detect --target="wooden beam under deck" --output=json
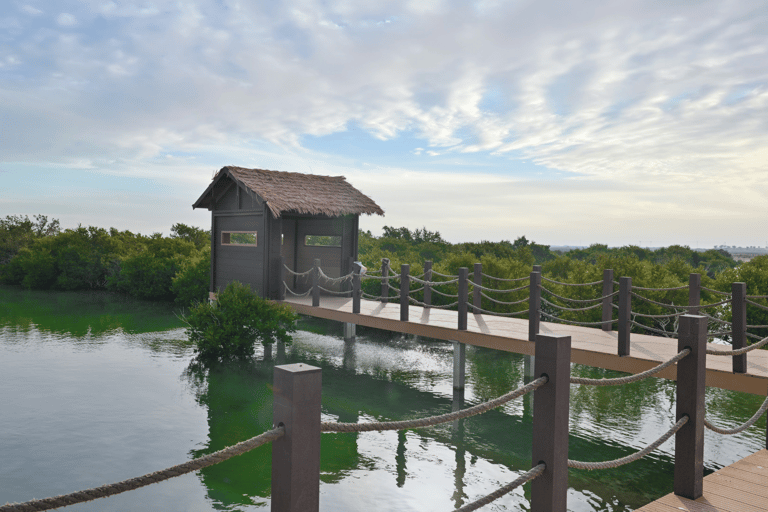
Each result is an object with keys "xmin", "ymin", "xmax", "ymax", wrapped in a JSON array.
[{"xmin": 281, "ymin": 296, "xmax": 768, "ymax": 396}]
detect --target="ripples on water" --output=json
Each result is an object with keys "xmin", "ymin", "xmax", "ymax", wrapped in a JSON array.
[{"xmin": 1, "ymin": 287, "xmax": 765, "ymax": 511}]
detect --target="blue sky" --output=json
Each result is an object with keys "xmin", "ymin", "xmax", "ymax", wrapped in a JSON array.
[{"xmin": 1, "ymin": 0, "xmax": 767, "ymax": 247}]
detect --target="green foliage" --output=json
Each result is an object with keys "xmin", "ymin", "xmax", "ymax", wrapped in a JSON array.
[
  {"xmin": 0, "ymin": 215, "xmax": 60, "ymax": 271},
  {"xmin": 183, "ymin": 281, "xmax": 298, "ymax": 360},
  {"xmin": 170, "ymin": 223, "xmax": 210, "ymax": 250},
  {"xmin": 172, "ymin": 250, "xmax": 212, "ymax": 306}
]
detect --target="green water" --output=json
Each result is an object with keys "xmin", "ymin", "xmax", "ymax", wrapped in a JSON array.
[{"xmin": 1, "ymin": 285, "xmax": 766, "ymax": 511}]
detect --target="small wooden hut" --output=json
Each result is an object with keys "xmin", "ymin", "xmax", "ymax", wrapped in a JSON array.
[{"xmin": 192, "ymin": 166, "xmax": 384, "ymax": 299}]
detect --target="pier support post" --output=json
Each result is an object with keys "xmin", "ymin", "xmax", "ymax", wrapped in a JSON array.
[
  {"xmin": 524, "ymin": 354, "xmax": 535, "ymax": 382},
  {"xmin": 272, "ymin": 363, "xmax": 322, "ymax": 512},
  {"xmin": 458, "ymin": 268, "xmax": 468, "ymax": 331},
  {"xmin": 343, "ymin": 322, "xmax": 356, "ymax": 340},
  {"xmin": 311, "ymin": 259, "xmax": 320, "ymax": 307},
  {"xmin": 602, "ymin": 269, "xmax": 614, "ymax": 331},
  {"xmin": 352, "ymin": 263, "xmax": 361, "ymax": 314},
  {"xmin": 400, "ymin": 264, "xmax": 410, "ymax": 322},
  {"xmin": 531, "ymin": 334, "xmax": 571, "ymax": 512},
  {"xmin": 529, "ymin": 270, "xmax": 541, "ymax": 341},
  {"xmin": 674, "ymin": 315, "xmax": 706, "ymax": 500},
  {"xmin": 618, "ymin": 277, "xmax": 632, "ymax": 356},
  {"xmin": 380, "ymin": 258, "xmax": 390, "ymax": 303},
  {"xmin": 473, "ymin": 263, "xmax": 482, "ymax": 312},
  {"xmin": 688, "ymin": 273, "xmax": 701, "ymax": 315},
  {"xmin": 453, "ymin": 341, "xmax": 466, "ymax": 391},
  {"xmin": 732, "ymin": 282, "xmax": 747, "ymax": 373},
  {"xmin": 423, "ymin": 261, "xmax": 432, "ymax": 307}
]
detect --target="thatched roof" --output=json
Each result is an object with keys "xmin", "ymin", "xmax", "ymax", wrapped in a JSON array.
[{"xmin": 193, "ymin": 166, "xmax": 385, "ymax": 218}]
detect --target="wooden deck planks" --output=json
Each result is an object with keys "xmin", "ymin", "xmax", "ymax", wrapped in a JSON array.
[
  {"xmin": 636, "ymin": 450, "xmax": 768, "ymax": 512},
  {"xmin": 282, "ymin": 296, "xmax": 768, "ymax": 395}
]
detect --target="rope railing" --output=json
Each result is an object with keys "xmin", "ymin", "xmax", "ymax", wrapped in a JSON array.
[
  {"xmin": 0, "ymin": 427, "xmax": 284, "ymax": 512},
  {"xmin": 541, "ymin": 311, "xmax": 614, "ymax": 327},
  {"xmin": 541, "ymin": 297, "xmax": 603, "ymax": 312},
  {"xmin": 468, "ymin": 304, "xmax": 530, "ymax": 316},
  {"xmin": 630, "ymin": 292, "xmax": 730, "ymax": 310},
  {"xmin": 473, "ymin": 282, "xmax": 529, "ymax": 294},
  {"xmin": 283, "ymin": 264, "xmax": 313, "ymax": 277},
  {"xmin": 567, "ymin": 416, "xmax": 688, "ymax": 470},
  {"xmin": 704, "ymin": 396, "xmax": 768, "ymax": 435},
  {"xmin": 630, "ymin": 310, "xmax": 685, "ymax": 319},
  {"xmin": 409, "ymin": 274, "xmax": 460, "ymax": 286},
  {"xmin": 479, "ymin": 292, "xmax": 529, "ymax": 306},
  {"xmin": 632, "ymin": 284, "xmax": 688, "ymax": 292},
  {"xmin": 706, "ymin": 335, "xmax": 768, "ymax": 355},
  {"xmin": 707, "ymin": 331, "xmax": 732, "ymax": 338},
  {"xmin": 481, "ymin": 273, "xmax": 529, "ymax": 283},
  {"xmin": 317, "ymin": 286, "xmax": 353, "ymax": 296},
  {"xmin": 432, "ymin": 288, "xmax": 460, "ymax": 298},
  {"xmin": 542, "ymin": 276, "xmax": 604, "ymax": 287},
  {"xmin": 430, "ymin": 270, "xmax": 459, "ymax": 279},
  {"xmin": 540, "ymin": 286, "xmax": 618, "ymax": 304},
  {"xmin": 702, "ymin": 286, "xmax": 732, "ymax": 296},
  {"xmin": 456, "ymin": 464, "xmax": 546, "ymax": 512},
  {"xmin": 317, "ymin": 267, "xmax": 354, "ymax": 284},
  {"xmin": 630, "ymin": 320, "xmax": 675, "ymax": 337},
  {"xmin": 697, "ymin": 311, "xmax": 732, "ymax": 325},
  {"xmin": 570, "ymin": 349, "xmax": 690, "ymax": 386},
  {"xmin": 746, "ymin": 294, "xmax": 768, "ymax": 299},
  {"xmin": 746, "ymin": 299, "xmax": 768, "ymax": 312},
  {"xmin": 321, "ymin": 377, "xmax": 547, "ymax": 433},
  {"xmin": 283, "ymin": 282, "xmax": 312, "ymax": 298}
]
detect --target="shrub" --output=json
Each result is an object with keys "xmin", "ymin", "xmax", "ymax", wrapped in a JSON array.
[
  {"xmin": 183, "ymin": 281, "xmax": 298, "ymax": 360},
  {"xmin": 171, "ymin": 250, "xmax": 211, "ymax": 306}
]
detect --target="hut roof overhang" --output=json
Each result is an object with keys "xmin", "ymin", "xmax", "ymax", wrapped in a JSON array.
[{"xmin": 192, "ymin": 166, "xmax": 385, "ymax": 218}]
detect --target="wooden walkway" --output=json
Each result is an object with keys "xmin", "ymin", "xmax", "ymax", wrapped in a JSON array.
[
  {"xmin": 636, "ymin": 449, "xmax": 768, "ymax": 511},
  {"xmin": 282, "ymin": 296, "xmax": 768, "ymax": 395}
]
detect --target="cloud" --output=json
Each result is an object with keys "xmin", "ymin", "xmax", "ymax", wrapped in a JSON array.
[{"xmin": 56, "ymin": 12, "xmax": 77, "ymax": 26}]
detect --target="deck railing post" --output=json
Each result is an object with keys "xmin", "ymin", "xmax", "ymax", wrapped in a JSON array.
[
  {"xmin": 529, "ymin": 271, "xmax": 541, "ymax": 341},
  {"xmin": 279, "ymin": 256, "xmax": 286, "ymax": 301},
  {"xmin": 473, "ymin": 263, "xmax": 482, "ymax": 312},
  {"xmin": 458, "ymin": 268, "xmax": 468, "ymax": 330},
  {"xmin": 732, "ymin": 282, "xmax": 747, "ymax": 373},
  {"xmin": 400, "ymin": 264, "xmax": 410, "ymax": 322},
  {"xmin": 352, "ymin": 263, "xmax": 361, "ymax": 314},
  {"xmin": 618, "ymin": 277, "xmax": 632, "ymax": 356},
  {"xmin": 311, "ymin": 259, "xmax": 320, "ymax": 307},
  {"xmin": 423, "ymin": 261, "xmax": 432, "ymax": 307},
  {"xmin": 380, "ymin": 258, "xmax": 390, "ymax": 303},
  {"xmin": 531, "ymin": 334, "xmax": 571, "ymax": 512},
  {"xmin": 271, "ymin": 363, "xmax": 322, "ymax": 512},
  {"xmin": 602, "ymin": 269, "xmax": 614, "ymax": 331},
  {"xmin": 688, "ymin": 273, "xmax": 701, "ymax": 315},
  {"xmin": 674, "ymin": 315, "xmax": 706, "ymax": 500}
]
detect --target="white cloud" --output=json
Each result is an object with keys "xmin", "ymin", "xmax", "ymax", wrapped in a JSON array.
[
  {"xmin": 56, "ymin": 12, "xmax": 77, "ymax": 26},
  {"xmin": 20, "ymin": 5, "xmax": 43, "ymax": 16}
]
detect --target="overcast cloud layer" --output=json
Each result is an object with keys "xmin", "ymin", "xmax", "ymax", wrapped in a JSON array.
[{"xmin": 1, "ymin": 0, "xmax": 767, "ymax": 246}]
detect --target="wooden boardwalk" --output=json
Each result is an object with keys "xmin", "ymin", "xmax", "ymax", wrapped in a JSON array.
[
  {"xmin": 282, "ymin": 296, "xmax": 768, "ymax": 395},
  {"xmin": 636, "ymin": 449, "xmax": 768, "ymax": 511}
]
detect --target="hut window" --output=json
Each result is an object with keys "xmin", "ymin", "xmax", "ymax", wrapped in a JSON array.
[
  {"xmin": 222, "ymin": 231, "xmax": 258, "ymax": 246},
  {"xmin": 304, "ymin": 235, "xmax": 341, "ymax": 247}
]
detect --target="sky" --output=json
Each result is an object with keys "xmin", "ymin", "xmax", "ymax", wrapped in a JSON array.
[{"xmin": 1, "ymin": 0, "xmax": 767, "ymax": 248}]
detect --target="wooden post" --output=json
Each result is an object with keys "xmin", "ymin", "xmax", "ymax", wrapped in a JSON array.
[
  {"xmin": 529, "ymin": 271, "xmax": 541, "ymax": 341},
  {"xmin": 473, "ymin": 263, "xmax": 482, "ymax": 312},
  {"xmin": 271, "ymin": 363, "xmax": 322, "ymax": 512},
  {"xmin": 602, "ymin": 269, "xmax": 614, "ymax": 331},
  {"xmin": 618, "ymin": 277, "xmax": 632, "ymax": 356},
  {"xmin": 531, "ymin": 334, "xmax": 571, "ymax": 512},
  {"xmin": 458, "ymin": 268, "xmax": 468, "ymax": 330},
  {"xmin": 380, "ymin": 258, "xmax": 390, "ymax": 303},
  {"xmin": 674, "ymin": 315, "xmax": 706, "ymax": 500},
  {"xmin": 311, "ymin": 259, "xmax": 320, "ymax": 307},
  {"xmin": 732, "ymin": 282, "xmax": 747, "ymax": 373},
  {"xmin": 688, "ymin": 273, "xmax": 701, "ymax": 315},
  {"xmin": 352, "ymin": 263, "xmax": 361, "ymax": 315},
  {"xmin": 279, "ymin": 256, "xmax": 286, "ymax": 301},
  {"xmin": 423, "ymin": 261, "xmax": 432, "ymax": 307},
  {"xmin": 453, "ymin": 341, "xmax": 465, "ymax": 391},
  {"xmin": 400, "ymin": 264, "xmax": 410, "ymax": 322}
]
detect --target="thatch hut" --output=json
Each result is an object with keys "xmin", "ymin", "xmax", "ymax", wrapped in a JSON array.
[{"xmin": 193, "ymin": 166, "xmax": 384, "ymax": 299}]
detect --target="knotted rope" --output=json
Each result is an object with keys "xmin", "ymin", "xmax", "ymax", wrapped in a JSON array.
[
  {"xmin": 704, "ymin": 396, "xmax": 768, "ymax": 435},
  {"xmin": 456, "ymin": 464, "xmax": 546, "ymax": 512},
  {"xmin": 706, "ymin": 334, "xmax": 768, "ymax": 355},
  {"xmin": 570, "ymin": 349, "xmax": 690, "ymax": 386}
]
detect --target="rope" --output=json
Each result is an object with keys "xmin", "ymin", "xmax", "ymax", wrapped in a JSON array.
[
  {"xmin": 632, "ymin": 285, "xmax": 688, "ymax": 291},
  {"xmin": 630, "ymin": 320, "xmax": 675, "ymax": 337},
  {"xmin": 704, "ymin": 396, "xmax": 768, "ymax": 435},
  {"xmin": 630, "ymin": 292, "xmax": 730, "ymax": 310},
  {"xmin": 747, "ymin": 324, "xmax": 768, "ymax": 329},
  {"xmin": 317, "ymin": 286, "xmax": 353, "ymax": 296},
  {"xmin": 541, "ymin": 297, "xmax": 603, "ymax": 312},
  {"xmin": 706, "ymin": 335, "xmax": 768, "ymax": 355},
  {"xmin": 541, "ymin": 286, "xmax": 618, "ymax": 304},
  {"xmin": 473, "ymin": 283, "xmax": 529, "ymax": 294},
  {"xmin": 481, "ymin": 273, "xmax": 529, "ymax": 283},
  {"xmin": 480, "ymin": 292, "xmax": 529, "ymax": 306},
  {"xmin": 283, "ymin": 283, "xmax": 312, "ymax": 298},
  {"xmin": 746, "ymin": 294, "xmax": 768, "ymax": 299},
  {"xmin": 707, "ymin": 331, "xmax": 732, "ymax": 338},
  {"xmin": 541, "ymin": 312, "xmax": 614, "ymax": 326},
  {"xmin": 746, "ymin": 299, "xmax": 768, "ymax": 312},
  {"xmin": 283, "ymin": 265, "xmax": 313, "ymax": 277},
  {"xmin": 0, "ymin": 428, "xmax": 284, "ymax": 512},
  {"xmin": 570, "ymin": 349, "xmax": 690, "ymax": 386},
  {"xmin": 321, "ymin": 377, "xmax": 547, "ymax": 433},
  {"xmin": 430, "ymin": 270, "xmax": 459, "ymax": 278},
  {"xmin": 701, "ymin": 286, "xmax": 732, "ymax": 296},
  {"xmin": 697, "ymin": 311, "xmax": 732, "ymax": 325},
  {"xmin": 432, "ymin": 288, "xmax": 459, "ymax": 298},
  {"xmin": 409, "ymin": 275, "xmax": 460, "ymax": 286},
  {"xmin": 362, "ymin": 292, "xmax": 396, "ymax": 301},
  {"xmin": 747, "ymin": 332, "xmax": 765, "ymax": 340},
  {"xmin": 630, "ymin": 310, "xmax": 685, "ymax": 319},
  {"xmin": 317, "ymin": 268, "xmax": 354, "ymax": 284},
  {"xmin": 542, "ymin": 277, "xmax": 604, "ymax": 287},
  {"xmin": 468, "ymin": 304, "xmax": 530, "ymax": 316},
  {"xmin": 362, "ymin": 274, "xmax": 393, "ymax": 281},
  {"xmin": 388, "ymin": 284, "xmax": 400, "ymax": 292},
  {"xmin": 408, "ymin": 286, "xmax": 425, "ymax": 294},
  {"xmin": 455, "ymin": 464, "xmax": 546, "ymax": 512},
  {"xmin": 568, "ymin": 416, "xmax": 688, "ymax": 470},
  {"xmin": 429, "ymin": 301, "xmax": 460, "ymax": 309}
]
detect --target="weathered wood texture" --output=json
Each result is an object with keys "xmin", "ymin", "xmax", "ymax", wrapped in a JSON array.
[
  {"xmin": 281, "ymin": 296, "xmax": 768, "ymax": 396},
  {"xmin": 636, "ymin": 449, "xmax": 768, "ymax": 511}
]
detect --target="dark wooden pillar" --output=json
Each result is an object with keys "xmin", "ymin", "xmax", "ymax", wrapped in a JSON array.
[
  {"xmin": 352, "ymin": 263, "xmax": 361, "ymax": 314},
  {"xmin": 529, "ymin": 271, "xmax": 541, "ymax": 341},
  {"xmin": 279, "ymin": 256, "xmax": 286, "ymax": 301},
  {"xmin": 423, "ymin": 261, "xmax": 432, "ymax": 307},
  {"xmin": 271, "ymin": 363, "xmax": 322, "ymax": 512},
  {"xmin": 618, "ymin": 277, "xmax": 632, "ymax": 356},
  {"xmin": 732, "ymin": 282, "xmax": 747, "ymax": 373},
  {"xmin": 458, "ymin": 267, "xmax": 468, "ymax": 330},
  {"xmin": 531, "ymin": 334, "xmax": 571, "ymax": 512},
  {"xmin": 380, "ymin": 258, "xmax": 390, "ymax": 303},
  {"xmin": 311, "ymin": 258, "xmax": 320, "ymax": 307},
  {"xmin": 400, "ymin": 264, "xmax": 410, "ymax": 322},
  {"xmin": 473, "ymin": 263, "xmax": 482, "ymax": 311},
  {"xmin": 602, "ymin": 269, "xmax": 614, "ymax": 331},
  {"xmin": 674, "ymin": 315, "xmax": 706, "ymax": 500},
  {"xmin": 688, "ymin": 273, "xmax": 701, "ymax": 315}
]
